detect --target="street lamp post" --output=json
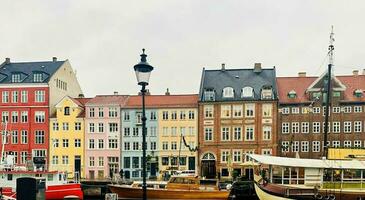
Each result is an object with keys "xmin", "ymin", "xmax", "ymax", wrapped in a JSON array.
[{"xmin": 134, "ymin": 49, "xmax": 154, "ymax": 200}]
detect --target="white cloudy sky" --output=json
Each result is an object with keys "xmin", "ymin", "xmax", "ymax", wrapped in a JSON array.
[{"xmin": 1, "ymin": 0, "xmax": 364, "ymax": 96}]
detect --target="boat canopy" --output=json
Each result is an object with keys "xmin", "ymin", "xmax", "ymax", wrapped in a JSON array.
[{"xmin": 249, "ymin": 154, "xmax": 365, "ymax": 169}]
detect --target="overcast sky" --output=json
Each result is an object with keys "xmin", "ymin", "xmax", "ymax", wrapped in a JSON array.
[{"xmin": 1, "ymin": 0, "xmax": 364, "ymax": 97}]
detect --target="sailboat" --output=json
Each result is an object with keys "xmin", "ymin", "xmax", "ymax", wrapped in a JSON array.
[{"xmin": 250, "ymin": 27, "xmax": 365, "ymax": 200}]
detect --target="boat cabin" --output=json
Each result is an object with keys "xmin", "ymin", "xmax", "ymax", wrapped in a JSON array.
[
  {"xmin": 0, "ymin": 170, "xmax": 68, "ymax": 188},
  {"xmin": 166, "ymin": 176, "xmax": 220, "ymax": 191}
]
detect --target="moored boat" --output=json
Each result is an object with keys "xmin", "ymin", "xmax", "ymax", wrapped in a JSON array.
[{"xmin": 108, "ymin": 175, "xmax": 230, "ymax": 199}]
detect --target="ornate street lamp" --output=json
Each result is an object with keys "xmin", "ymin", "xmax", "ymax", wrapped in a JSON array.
[{"xmin": 134, "ymin": 49, "xmax": 154, "ymax": 200}]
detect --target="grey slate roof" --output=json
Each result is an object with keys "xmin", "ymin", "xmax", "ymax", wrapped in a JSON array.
[
  {"xmin": 0, "ymin": 60, "xmax": 65, "ymax": 83},
  {"xmin": 198, "ymin": 67, "xmax": 278, "ymax": 101}
]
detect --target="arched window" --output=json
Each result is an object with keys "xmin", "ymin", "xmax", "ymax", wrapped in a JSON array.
[
  {"xmin": 354, "ymin": 89, "xmax": 363, "ymax": 98},
  {"xmin": 202, "ymin": 153, "xmax": 216, "ymax": 160},
  {"xmin": 288, "ymin": 90, "xmax": 297, "ymax": 98},
  {"xmin": 64, "ymin": 107, "xmax": 70, "ymax": 116},
  {"xmin": 241, "ymin": 87, "xmax": 254, "ymax": 98},
  {"xmin": 223, "ymin": 87, "xmax": 234, "ymax": 98}
]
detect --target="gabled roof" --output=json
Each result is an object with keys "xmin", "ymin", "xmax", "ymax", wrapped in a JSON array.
[
  {"xmin": 85, "ymin": 95, "xmax": 129, "ymax": 106},
  {"xmin": 0, "ymin": 60, "xmax": 66, "ymax": 84},
  {"xmin": 198, "ymin": 67, "xmax": 278, "ymax": 101},
  {"xmin": 125, "ymin": 94, "xmax": 198, "ymax": 108}
]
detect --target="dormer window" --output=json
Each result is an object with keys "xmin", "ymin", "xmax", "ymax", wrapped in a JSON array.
[
  {"xmin": 354, "ymin": 89, "xmax": 363, "ymax": 98},
  {"xmin": 288, "ymin": 90, "xmax": 297, "ymax": 99},
  {"xmin": 222, "ymin": 87, "xmax": 234, "ymax": 98},
  {"xmin": 241, "ymin": 87, "xmax": 254, "ymax": 98},
  {"xmin": 11, "ymin": 73, "xmax": 21, "ymax": 83},
  {"xmin": 261, "ymin": 86, "xmax": 273, "ymax": 99},
  {"xmin": 204, "ymin": 89, "xmax": 215, "ymax": 101},
  {"xmin": 33, "ymin": 73, "xmax": 43, "ymax": 82}
]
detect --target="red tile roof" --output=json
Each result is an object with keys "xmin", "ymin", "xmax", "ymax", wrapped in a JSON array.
[
  {"xmin": 277, "ymin": 75, "xmax": 365, "ymax": 103},
  {"xmin": 72, "ymin": 97, "xmax": 92, "ymax": 107},
  {"xmin": 86, "ymin": 95, "xmax": 129, "ymax": 106},
  {"xmin": 125, "ymin": 94, "xmax": 198, "ymax": 108}
]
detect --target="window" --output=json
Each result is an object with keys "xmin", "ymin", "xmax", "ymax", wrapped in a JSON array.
[
  {"xmin": 12, "ymin": 74, "xmax": 21, "ymax": 82},
  {"xmin": 171, "ymin": 127, "xmax": 177, "ymax": 136},
  {"xmin": 123, "ymin": 111, "xmax": 130, "ymax": 121},
  {"xmin": 1, "ymin": 111, "xmax": 8, "ymax": 123},
  {"xmin": 98, "ymin": 108, "xmax": 104, "ymax": 117},
  {"xmin": 333, "ymin": 107, "xmax": 340, "ymax": 113},
  {"xmin": 261, "ymin": 86, "xmax": 273, "ymax": 99},
  {"xmin": 150, "ymin": 126, "xmax": 157, "ymax": 137},
  {"xmin": 150, "ymin": 111, "xmax": 157, "ymax": 120},
  {"xmin": 312, "ymin": 141, "xmax": 320, "ymax": 152},
  {"xmin": 63, "ymin": 122, "xmax": 69, "ymax": 131},
  {"xmin": 11, "ymin": 111, "xmax": 18, "ymax": 123},
  {"xmin": 162, "ymin": 142, "xmax": 168, "ymax": 150},
  {"xmin": 53, "ymin": 139, "xmax": 59, "ymax": 147},
  {"xmin": 282, "ymin": 107, "xmax": 289, "ymax": 114},
  {"xmin": 124, "ymin": 142, "xmax": 130, "ymax": 150},
  {"xmin": 323, "ymin": 122, "xmax": 330, "ymax": 133},
  {"xmin": 241, "ymin": 87, "xmax": 254, "ymax": 98},
  {"xmin": 133, "ymin": 142, "xmax": 139, "ymax": 150},
  {"xmin": 288, "ymin": 90, "xmax": 296, "ymax": 98},
  {"xmin": 221, "ymin": 150, "xmax": 230, "ymax": 163},
  {"xmin": 34, "ymin": 90, "xmax": 45, "ymax": 102},
  {"xmin": 108, "ymin": 139, "xmax": 118, "ymax": 149},
  {"xmin": 221, "ymin": 127, "xmax": 230, "ymax": 141},
  {"xmin": 150, "ymin": 142, "xmax": 156, "ymax": 150},
  {"xmin": 343, "ymin": 106, "xmax": 352, "ymax": 113},
  {"xmin": 12, "ymin": 91, "xmax": 18, "ymax": 103},
  {"xmin": 233, "ymin": 127, "xmax": 242, "ymax": 141},
  {"xmin": 108, "ymin": 107, "xmax": 118, "ymax": 117},
  {"xmin": 188, "ymin": 110, "xmax": 195, "ymax": 119},
  {"xmin": 89, "ymin": 157, "xmax": 95, "ymax": 166},
  {"xmin": 291, "ymin": 107, "xmax": 299, "ymax": 114},
  {"xmin": 33, "ymin": 73, "xmax": 43, "ymax": 82},
  {"xmin": 98, "ymin": 139, "xmax": 104, "ymax": 149},
  {"xmin": 75, "ymin": 139, "xmax": 81, "ymax": 147},
  {"xmin": 223, "ymin": 87, "xmax": 234, "ymax": 98},
  {"xmin": 2, "ymin": 91, "xmax": 9, "ymax": 103},
  {"xmin": 354, "ymin": 106, "xmax": 362, "ymax": 113},
  {"xmin": 89, "ymin": 123, "xmax": 95, "ymax": 133},
  {"xmin": 232, "ymin": 105, "xmax": 243, "ymax": 118},
  {"xmin": 245, "ymin": 125, "xmax": 254, "ymax": 141},
  {"xmin": 89, "ymin": 108, "xmax": 95, "ymax": 117},
  {"xmin": 63, "ymin": 107, "xmax": 70, "ymax": 115},
  {"xmin": 32, "ymin": 149, "xmax": 46, "ymax": 157},
  {"xmin": 21, "ymin": 131, "xmax": 27, "ymax": 144},
  {"xmin": 98, "ymin": 123, "xmax": 104, "ymax": 133},
  {"xmin": 89, "ymin": 139, "xmax": 95, "ymax": 149},
  {"xmin": 122, "ymin": 127, "xmax": 130, "ymax": 137},
  {"xmin": 98, "ymin": 157, "xmax": 104, "ymax": 167},
  {"xmin": 109, "ymin": 123, "xmax": 118, "ymax": 132},
  {"xmin": 189, "ymin": 127, "xmax": 195, "ymax": 135},
  {"xmin": 332, "ymin": 141, "xmax": 340, "ymax": 148},
  {"xmin": 301, "ymin": 107, "xmax": 310, "ymax": 114},
  {"xmin": 262, "ymin": 149, "xmax": 272, "ymax": 155},
  {"xmin": 21, "ymin": 111, "xmax": 28, "ymax": 123},
  {"xmin": 221, "ymin": 105, "xmax": 231, "ymax": 118},
  {"xmin": 262, "ymin": 104, "xmax": 272, "ymax": 117},
  {"xmin": 171, "ymin": 111, "xmax": 177, "ymax": 120},
  {"xmin": 63, "ymin": 156, "xmax": 70, "ymax": 165},
  {"xmin": 35, "ymin": 111, "xmax": 45, "ymax": 123},
  {"xmin": 344, "ymin": 140, "xmax": 352, "ymax": 148},
  {"xmin": 180, "ymin": 127, "xmax": 186, "ymax": 136},
  {"xmin": 282, "ymin": 123, "xmax": 290, "ymax": 134},
  {"xmin": 355, "ymin": 121, "xmax": 362, "ymax": 133},
  {"xmin": 21, "ymin": 91, "xmax": 27, "ymax": 103},
  {"xmin": 245, "ymin": 104, "xmax": 255, "ymax": 117},
  {"xmin": 233, "ymin": 150, "xmax": 242, "ymax": 163},
  {"xmin": 11, "ymin": 131, "xmax": 18, "ymax": 144},
  {"xmin": 313, "ymin": 122, "xmax": 321, "ymax": 133},
  {"xmin": 75, "ymin": 122, "xmax": 81, "ymax": 131},
  {"xmin": 313, "ymin": 107, "xmax": 320, "ymax": 114},
  {"xmin": 162, "ymin": 111, "xmax": 169, "ymax": 120},
  {"xmin": 162, "ymin": 157, "xmax": 169, "ymax": 166},
  {"xmin": 281, "ymin": 141, "xmax": 289, "ymax": 152},
  {"xmin": 171, "ymin": 142, "xmax": 177, "ymax": 150},
  {"xmin": 204, "ymin": 127, "xmax": 213, "ymax": 141},
  {"xmin": 51, "ymin": 155, "xmax": 58, "ymax": 165},
  {"xmin": 301, "ymin": 122, "xmax": 309, "ymax": 133},
  {"xmin": 263, "ymin": 126, "xmax": 271, "ymax": 140},
  {"xmin": 332, "ymin": 122, "xmax": 341, "ymax": 133},
  {"xmin": 301, "ymin": 141, "xmax": 309, "ymax": 152},
  {"xmin": 132, "ymin": 157, "xmax": 139, "ymax": 168},
  {"xmin": 204, "ymin": 105, "xmax": 214, "ymax": 118},
  {"xmin": 354, "ymin": 140, "xmax": 362, "ymax": 148},
  {"xmin": 344, "ymin": 121, "xmax": 352, "ymax": 133},
  {"xmin": 180, "ymin": 111, "xmax": 186, "ymax": 120},
  {"xmin": 62, "ymin": 139, "xmax": 69, "ymax": 147},
  {"xmin": 292, "ymin": 141, "xmax": 299, "ymax": 152},
  {"xmin": 292, "ymin": 122, "xmax": 299, "ymax": 133},
  {"xmin": 204, "ymin": 89, "xmax": 215, "ymax": 101},
  {"xmin": 35, "ymin": 130, "xmax": 45, "ymax": 144}
]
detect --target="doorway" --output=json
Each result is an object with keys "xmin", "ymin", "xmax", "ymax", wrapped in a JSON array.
[
  {"xmin": 201, "ymin": 153, "xmax": 216, "ymax": 179},
  {"xmin": 74, "ymin": 156, "xmax": 81, "ymax": 177},
  {"xmin": 188, "ymin": 156, "xmax": 195, "ymax": 170}
]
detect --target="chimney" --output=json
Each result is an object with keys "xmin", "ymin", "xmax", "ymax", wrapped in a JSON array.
[
  {"xmin": 253, "ymin": 63, "xmax": 262, "ymax": 73},
  {"xmin": 298, "ymin": 72, "xmax": 306, "ymax": 77},
  {"xmin": 165, "ymin": 88, "xmax": 170, "ymax": 95},
  {"xmin": 353, "ymin": 70, "xmax": 359, "ymax": 76},
  {"xmin": 5, "ymin": 58, "xmax": 10, "ymax": 64},
  {"xmin": 146, "ymin": 89, "xmax": 151, "ymax": 95},
  {"xmin": 78, "ymin": 94, "xmax": 85, "ymax": 98},
  {"xmin": 113, "ymin": 91, "xmax": 118, "ymax": 95},
  {"xmin": 221, "ymin": 63, "xmax": 226, "ymax": 71},
  {"xmin": 52, "ymin": 57, "xmax": 57, "ymax": 62}
]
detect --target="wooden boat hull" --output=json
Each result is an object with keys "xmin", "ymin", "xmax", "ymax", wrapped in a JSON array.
[{"xmin": 108, "ymin": 184, "xmax": 230, "ymax": 199}]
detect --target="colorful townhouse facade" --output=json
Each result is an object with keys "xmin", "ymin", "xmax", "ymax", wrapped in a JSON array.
[
  {"xmin": 0, "ymin": 57, "xmax": 82, "ymax": 167},
  {"xmin": 49, "ymin": 96, "xmax": 90, "ymax": 179},
  {"xmin": 84, "ymin": 95, "xmax": 128, "ymax": 179},
  {"xmin": 277, "ymin": 70, "xmax": 365, "ymax": 159},
  {"xmin": 198, "ymin": 63, "xmax": 278, "ymax": 179}
]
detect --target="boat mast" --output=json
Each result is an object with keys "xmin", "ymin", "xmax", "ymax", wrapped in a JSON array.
[
  {"xmin": 177, "ymin": 132, "xmax": 183, "ymax": 171},
  {"xmin": 0, "ymin": 121, "xmax": 8, "ymax": 165},
  {"xmin": 323, "ymin": 26, "xmax": 335, "ymax": 159}
]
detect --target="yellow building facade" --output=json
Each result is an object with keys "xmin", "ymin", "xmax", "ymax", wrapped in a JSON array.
[
  {"xmin": 158, "ymin": 107, "xmax": 198, "ymax": 175},
  {"xmin": 49, "ymin": 96, "xmax": 88, "ymax": 179}
]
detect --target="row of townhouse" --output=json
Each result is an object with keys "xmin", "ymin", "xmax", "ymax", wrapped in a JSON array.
[{"xmin": 1, "ymin": 57, "xmax": 365, "ymax": 181}]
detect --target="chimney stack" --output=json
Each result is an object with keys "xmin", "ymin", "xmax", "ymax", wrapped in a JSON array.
[
  {"xmin": 165, "ymin": 88, "xmax": 170, "ymax": 95},
  {"xmin": 353, "ymin": 70, "xmax": 359, "ymax": 76},
  {"xmin": 298, "ymin": 72, "xmax": 306, "ymax": 77},
  {"xmin": 113, "ymin": 91, "xmax": 118, "ymax": 95},
  {"xmin": 221, "ymin": 63, "xmax": 226, "ymax": 71},
  {"xmin": 52, "ymin": 57, "xmax": 57, "ymax": 62},
  {"xmin": 5, "ymin": 58, "xmax": 10, "ymax": 64},
  {"xmin": 253, "ymin": 63, "xmax": 262, "ymax": 73},
  {"xmin": 78, "ymin": 94, "xmax": 85, "ymax": 98}
]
